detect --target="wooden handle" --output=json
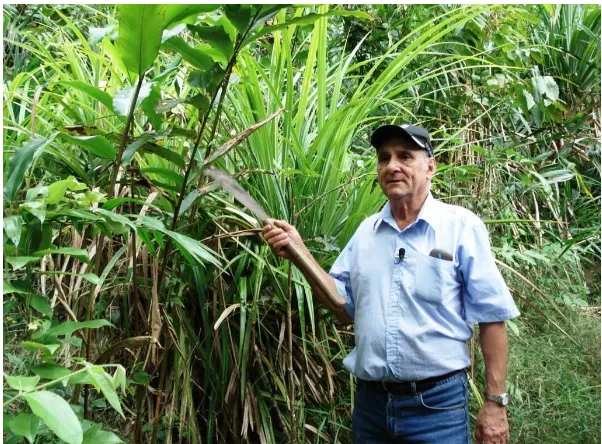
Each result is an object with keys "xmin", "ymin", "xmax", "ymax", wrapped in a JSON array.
[{"xmin": 282, "ymin": 241, "xmax": 345, "ymax": 308}]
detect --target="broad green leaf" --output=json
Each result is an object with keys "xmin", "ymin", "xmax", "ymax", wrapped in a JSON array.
[
  {"xmin": 30, "ymin": 295, "xmax": 52, "ymax": 318},
  {"xmin": 113, "ymin": 82, "xmax": 154, "ymax": 117},
  {"xmin": 141, "ymin": 141, "xmax": 186, "ymax": 168},
  {"xmin": 61, "ymin": 81, "xmax": 114, "ymax": 111},
  {"xmin": 6, "ymin": 256, "xmax": 41, "ymax": 271},
  {"xmin": 521, "ymin": 89, "xmax": 536, "ymax": 111},
  {"xmin": 116, "ymin": 5, "xmax": 166, "ymax": 76},
  {"xmin": 122, "ymin": 133, "xmax": 154, "ymax": 166},
  {"xmin": 4, "ymin": 215, "xmax": 24, "ymax": 246},
  {"xmin": 223, "ymin": 4, "xmax": 252, "ymax": 33},
  {"xmin": 4, "ymin": 281, "xmax": 29, "ymax": 295},
  {"xmin": 4, "ymin": 137, "xmax": 49, "ymax": 201},
  {"xmin": 4, "ymin": 374, "xmax": 40, "ymax": 391},
  {"xmin": 155, "ymin": 98, "xmax": 181, "ymax": 113},
  {"xmin": 163, "ymin": 5, "xmax": 219, "ymax": 29},
  {"xmin": 21, "ymin": 341, "xmax": 61, "ymax": 356},
  {"xmin": 76, "ymin": 190, "xmax": 107, "ymax": 206},
  {"xmin": 58, "ymin": 208, "xmax": 104, "ymax": 223},
  {"xmin": 44, "ymin": 319, "xmax": 113, "ymax": 337},
  {"xmin": 178, "ymin": 189, "xmax": 203, "ymax": 217},
  {"xmin": 244, "ymin": 9, "xmax": 372, "ymax": 45},
  {"xmin": 8, "ymin": 413, "xmax": 39, "ymax": 444},
  {"xmin": 69, "ymin": 371, "xmax": 92, "ymax": 385},
  {"xmin": 82, "ymin": 423, "xmax": 123, "ymax": 444},
  {"xmin": 33, "ymin": 247, "xmax": 90, "ymax": 264},
  {"xmin": 101, "ymin": 36, "xmax": 130, "ymax": 78},
  {"xmin": 82, "ymin": 273, "xmax": 101, "ymax": 285},
  {"xmin": 94, "ymin": 208, "xmax": 137, "ymax": 233},
  {"xmin": 161, "ymin": 23, "xmax": 187, "ymax": 43},
  {"xmin": 4, "ymin": 435, "xmax": 24, "ymax": 444},
  {"xmin": 142, "ymin": 167, "xmax": 184, "ymax": 188},
  {"xmin": 62, "ymin": 135, "xmax": 116, "ymax": 161},
  {"xmin": 20, "ymin": 201, "xmax": 46, "ymax": 224},
  {"xmin": 162, "ymin": 37, "xmax": 214, "ymax": 71},
  {"xmin": 191, "ymin": 43, "xmax": 227, "ymax": 65},
  {"xmin": 185, "ymin": 93, "xmax": 210, "ymax": 113},
  {"xmin": 532, "ymin": 75, "xmax": 559, "ymax": 102},
  {"xmin": 30, "ymin": 363, "xmax": 72, "ymax": 380},
  {"xmin": 131, "ymin": 371, "xmax": 150, "ymax": 385},
  {"xmin": 188, "ymin": 64, "xmax": 225, "ymax": 93},
  {"xmin": 189, "ymin": 24, "xmax": 234, "ymax": 60},
  {"xmin": 45, "ymin": 176, "xmax": 87, "ymax": 205},
  {"xmin": 101, "ymin": 197, "xmax": 159, "ymax": 212},
  {"xmin": 88, "ymin": 367, "xmax": 125, "ymax": 418},
  {"xmin": 141, "ymin": 85, "xmax": 162, "ymax": 129},
  {"xmin": 113, "ymin": 366, "xmax": 127, "ymax": 395},
  {"xmin": 248, "ymin": 5, "xmax": 287, "ymax": 32},
  {"xmin": 23, "ymin": 391, "xmax": 83, "ymax": 444}
]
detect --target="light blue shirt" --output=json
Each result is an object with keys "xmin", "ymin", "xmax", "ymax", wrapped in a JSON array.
[{"xmin": 329, "ymin": 193, "xmax": 520, "ymax": 382}]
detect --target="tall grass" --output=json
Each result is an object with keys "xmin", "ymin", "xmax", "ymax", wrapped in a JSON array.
[{"xmin": 3, "ymin": 4, "xmax": 600, "ymax": 443}]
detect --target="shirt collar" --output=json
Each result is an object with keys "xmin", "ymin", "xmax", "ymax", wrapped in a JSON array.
[{"xmin": 373, "ymin": 193, "xmax": 439, "ymax": 232}]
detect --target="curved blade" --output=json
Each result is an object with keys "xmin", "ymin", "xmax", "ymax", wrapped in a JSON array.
[{"xmin": 204, "ymin": 167, "xmax": 270, "ymax": 222}]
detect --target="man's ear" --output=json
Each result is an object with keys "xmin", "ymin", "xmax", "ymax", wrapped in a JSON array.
[{"xmin": 426, "ymin": 156, "xmax": 436, "ymax": 179}]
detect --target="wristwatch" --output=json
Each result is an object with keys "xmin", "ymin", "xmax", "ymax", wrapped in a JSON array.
[{"xmin": 484, "ymin": 392, "xmax": 510, "ymax": 406}]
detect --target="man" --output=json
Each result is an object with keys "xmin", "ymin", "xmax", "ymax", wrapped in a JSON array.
[{"xmin": 262, "ymin": 124, "xmax": 520, "ymax": 443}]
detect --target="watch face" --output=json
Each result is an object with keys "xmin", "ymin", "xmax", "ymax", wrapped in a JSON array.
[{"xmin": 501, "ymin": 394, "xmax": 509, "ymax": 406}]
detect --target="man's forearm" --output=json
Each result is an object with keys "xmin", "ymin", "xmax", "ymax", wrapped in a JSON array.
[
  {"xmin": 479, "ymin": 321, "xmax": 508, "ymax": 394},
  {"xmin": 301, "ymin": 253, "xmax": 352, "ymax": 324}
]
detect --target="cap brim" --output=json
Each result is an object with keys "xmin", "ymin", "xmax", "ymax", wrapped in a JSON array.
[{"xmin": 370, "ymin": 125, "xmax": 427, "ymax": 151}]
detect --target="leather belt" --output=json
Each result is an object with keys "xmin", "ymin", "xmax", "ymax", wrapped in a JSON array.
[{"xmin": 361, "ymin": 369, "xmax": 464, "ymax": 396}]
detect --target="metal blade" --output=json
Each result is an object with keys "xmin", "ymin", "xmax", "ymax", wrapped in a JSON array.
[{"xmin": 204, "ymin": 167, "xmax": 270, "ymax": 222}]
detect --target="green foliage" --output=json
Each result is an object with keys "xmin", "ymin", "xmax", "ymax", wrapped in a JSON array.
[
  {"xmin": 116, "ymin": 5, "xmax": 166, "ymax": 77},
  {"xmin": 24, "ymin": 391, "xmax": 84, "ymax": 444},
  {"xmin": 3, "ymin": 3, "xmax": 599, "ymax": 443}
]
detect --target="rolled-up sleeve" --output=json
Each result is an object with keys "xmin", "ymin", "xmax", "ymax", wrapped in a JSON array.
[
  {"xmin": 329, "ymin": 235, "xmax": 356, "ymax": 319},
  {"xmin": 458, "ymin": 222, "xmax": 520, "ymax": 324}
]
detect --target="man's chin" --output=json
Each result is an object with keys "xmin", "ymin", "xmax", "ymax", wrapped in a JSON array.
[{"xmin": 385, "ymin": 190, "xmax": 410, "ymax": 200}]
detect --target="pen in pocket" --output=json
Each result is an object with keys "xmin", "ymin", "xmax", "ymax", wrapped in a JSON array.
[{"xmin": 428, "ymin": 248, "xmax": 453, "ymax": 261}]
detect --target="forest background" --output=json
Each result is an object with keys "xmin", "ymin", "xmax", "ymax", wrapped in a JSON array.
[{"xmin": 2, "ymin": 4, "xmax": 601, "ymax": 444}]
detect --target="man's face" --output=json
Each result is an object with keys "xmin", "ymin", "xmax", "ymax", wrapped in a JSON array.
[{"xmin": 376, "ymin": 138, "xmax": 435, "ymax": 201}]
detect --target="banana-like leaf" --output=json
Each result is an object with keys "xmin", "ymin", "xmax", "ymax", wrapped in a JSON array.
[
  {"xmin": 116, "ymin": 5, "xmax": 166, "ymax": 77},
  {"xmin": 163, "ymin": 4, "xmax": 220, "ymax": 29},
  {"xmin": 23, "ymin": 391, "xmax": 83, "ymax": 444},
  {"xmin": 4, "ymin": 137, "xmax": 49, "ymax": 201}
]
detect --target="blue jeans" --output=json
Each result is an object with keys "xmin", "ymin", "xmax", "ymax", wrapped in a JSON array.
[{"xmin": 352, "ymin": 371, "xmax": 470, "ymax": 444}]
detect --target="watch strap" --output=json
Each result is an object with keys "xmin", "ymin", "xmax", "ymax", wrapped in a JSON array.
[{"xmin": 484, "ymin": 391, "xmax": 509, "ymax": 406}]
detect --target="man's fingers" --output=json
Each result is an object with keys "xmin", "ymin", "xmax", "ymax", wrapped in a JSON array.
[
  {"xmin": 263, "ymin": 227, "xmax": 284, "ymax": 240},
  {"xmin": 272, "ymin": 238, "xmax": 290, "ymax": 251},
  {"xmin": 474, "ymin": 425, "xmax": 483, "ymax": 441},
  {"xmin": 272, "ymin": 219, "xmax": 292, "ymax": 231}
]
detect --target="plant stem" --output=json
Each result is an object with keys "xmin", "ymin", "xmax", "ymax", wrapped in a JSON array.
[
  {"xmin": 108, "ymin": 74, "xmax": 145, "ymax": 198},
  {"xmin": 287, "ymin": 261, "xmax": 297, "ymax": 443}
]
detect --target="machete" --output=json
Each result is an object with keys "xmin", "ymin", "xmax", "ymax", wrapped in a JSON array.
[{"xmin": 204, "ymin": 167, "xmax": 345, "ymax": 308}]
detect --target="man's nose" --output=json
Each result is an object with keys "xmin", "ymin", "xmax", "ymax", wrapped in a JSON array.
[{"xmin": 385, "ymin": 158, "xmax": 403, "ymax": 172}]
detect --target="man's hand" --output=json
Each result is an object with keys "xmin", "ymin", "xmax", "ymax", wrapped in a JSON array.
[
  {"xmin": 475, "ymin": 402, "xmax": 510, "ymax": 443},
  {"xmin": 262, "ymin": 219, "xmax": 306, "ymax": 260}
]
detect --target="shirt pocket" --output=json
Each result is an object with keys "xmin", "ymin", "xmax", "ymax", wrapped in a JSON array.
[{"xmin": 414, "ymin": 252, "xmax": 456, "ymax": 305}]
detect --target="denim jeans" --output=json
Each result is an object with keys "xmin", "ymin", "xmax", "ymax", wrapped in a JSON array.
[{"xmin": 352, "ymin": 371, "xmax": 470, "ymax": 444}]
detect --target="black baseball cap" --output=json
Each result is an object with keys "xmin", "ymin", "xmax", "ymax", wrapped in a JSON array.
[{"xmin": 370, "ymin": 124, "xmax": 434, "ymax": 157}]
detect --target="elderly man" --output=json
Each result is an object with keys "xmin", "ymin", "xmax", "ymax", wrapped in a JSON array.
[{"xmin": 262, "ymin": 124, "xmax": 520, "ymax": 444}]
